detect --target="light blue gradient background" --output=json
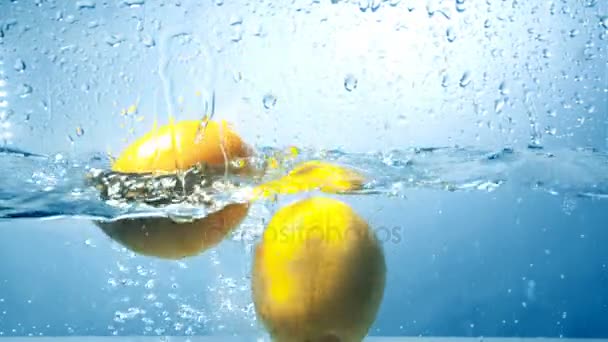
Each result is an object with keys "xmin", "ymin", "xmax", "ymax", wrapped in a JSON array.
[{"xmin": 0, "ymin": 0, "xmax": 607, "ymax": 338}]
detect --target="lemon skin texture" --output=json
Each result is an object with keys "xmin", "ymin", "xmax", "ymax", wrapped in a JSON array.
[
  {"xmin": 96, "ymin": 203, "xmax": 249, "ymax": 260},
  {"xmin": 252, "ymin": 197, "xmax": 386, "ymax": 342},
  {"xmin": 111, "ymin": 119, "xmax": 252, "ymax": 175}
]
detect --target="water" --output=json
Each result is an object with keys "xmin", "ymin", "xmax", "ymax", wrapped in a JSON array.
[
  {"xmin": 1, "ymin": 0, "xmax": 607, "ymax": 339},
  {"xmin": 1, "ymin": 145, "xmax": 607, "ymax": 221}
]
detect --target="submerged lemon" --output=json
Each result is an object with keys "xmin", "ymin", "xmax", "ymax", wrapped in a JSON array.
[
  {"xmin": 111, "ymin": 119, "xmax": 252, "ymax": 174},
  {"xmin": 96, "ymin": 203, "xmax": 249, "ymax": 260},
  {"xmin": 252, "ymin": 197, "xmax": 386, "ymax": 342},
  {"xmin": 253, "ymin": 160, "xmax": 365, "ymax": 199}
]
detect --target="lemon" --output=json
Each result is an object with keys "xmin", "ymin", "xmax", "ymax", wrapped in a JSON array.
[
  {"xmin": 96, "ymin": 203, "xmax": 249, "ymax": 260},
  {"xmin": 252, "ymin": 197, "xmax": 386, "ymax": 342},
  {"xmin": 111, "ymin": 119, "xmax": 252, "ymax": 174}
]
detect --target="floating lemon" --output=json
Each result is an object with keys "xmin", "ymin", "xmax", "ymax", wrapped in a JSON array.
[
  {"xmin": 253, "ymin": 160, "xmax": 366, "ymax": 199},
  {"xmin": 96, "ymin": 203, "xmax": 249, "ymax": 260},
  {"xmin": 111, "ymin": 119, "xmax": 252, "ymax": 174},
  {"xmin": 252, "ymin": 197, "xmax": 386, "ymax": 342}
]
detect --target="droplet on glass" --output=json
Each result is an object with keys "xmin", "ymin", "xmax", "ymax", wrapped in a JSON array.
[
  {"xmin": 547, "ymin": 109, "xmax": 557, "ymax": 117},
  {"xmin": 389, "ymin": 0, "xmax": 401, "ymax": 6},
  {"xmin": 76, "ymin": 126, "xmax": 85, "ymax": 137},
  {"xmin": 141, "ymin": 34, "xmax": 155, "ymax": 47},
  {"xmin": 459, "ymin": 71, "xmax": 471, "ymax": 87},
  {"xmin": 600, "ymin": 16, "xmax": 608, "ymax": 29},
  {"xmin": 568, "ymin": 29, "xmax": 579, "ymax": 37},
  {"xmin": 262, "ymin": 94, "xmax": 276, "ymax": 109},
  {"xmin": 358, "ymin": 0, "xmax": 370, "ymax": 12},
  {"xmin": 215, "ymin": 0, "xmax": 224, "ymax": 5},
  {"xmin": 105, "ymin": 34, "xmax": 125, "ymax": 47},
  {"xmin": 494, "ymin": 99, "xmax": 505, "ymax": 113},
  {"xmin": 18, "ymin": 84, "xmax": 33, "ymax": 98},
  {"xmin": 455, "ymin": 0, "xmax": 465, "ymax": 12},
  {"xmin": 499, "ymin": 81, "xmax": 510, "ymax": 95},
  {"xmin": 446, "ymin": 27, "xmax": 456, "ymax": 42},
  {"xmin": 371, "ymin": 0, "xmax": 381, "ymax": 12},
  {"xmin": 542, "ymin": 48, "xmax": 551, "ymax": 58},
  {"xmin": 441, "ymin": 73, "xmax": 449, "ymax": 87},
  {"xmin": 75, "ymin": 0, "xmax": 96, "ymax": 10},
  {"xmin": 344, "ymin": 74, "xmax": 358, "ymax": 92},
  {"xmin": 122, "ymin": 0, "xmax": 145, "ymax": 7},
  {"xmin": 13, "ymin": 58, "xmax": 26, "ymax": 72},
  {"xmin": 229, "ymin": 15, "xmax": 243, "ymax": 26}
]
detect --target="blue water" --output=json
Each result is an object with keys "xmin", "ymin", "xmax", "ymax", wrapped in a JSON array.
[{"xmin": 1, "ymin": 0, "xmax": 607, "ymax": 339}]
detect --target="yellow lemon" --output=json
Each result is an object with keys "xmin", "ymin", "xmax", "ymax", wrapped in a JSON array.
[
  {"xmin": 96, "ymin": 203, "xmax": 249, "ymax": 260},
  {"xmin": 111, "ymin": 119, "xmax": 252, "ymax": 174},
  {"xmin": 252, "ymin": 197, "xmax": 386, "ymax": 342},
  {"xmin": 253, "ymin": 161, "xmax": 365, "ymax": 199}
]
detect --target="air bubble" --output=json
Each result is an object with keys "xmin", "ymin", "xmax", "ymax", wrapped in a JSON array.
[
  {"xmin": 262, "ymin": 94, "xmax": 276, "ymax": 109},
  {"xmin": 344, "ymin": 74, "xmax": 358, "ymax": 92}
]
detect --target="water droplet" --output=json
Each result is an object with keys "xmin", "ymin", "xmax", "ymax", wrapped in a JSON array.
[
  {"xmin": 13, "ymin": 59, "xmax": 26, "ymax": 72},
  {"xmin": 547, "ymin": 109, "xmax": 557, "ymax": 117},
  {"xmin": 18, "ymin": 84, "xmax": 33, "ymax": 98},
  {"xmin": 495, "ymin": 99, "xmax": 505, "ymax": 113},
  {"xmin": 141, "ymin": 34, "xmax": 155, "ymax": 47},
  {"xmin": 542, "ymin": 48, "xmax": 552, "ymax": 58},
  {"xmin": 569, "ymin": 29, "xmax": 579, "ymax": 37},
  {"xmin": 84, "ymin": 239, "xmax": 95, "ymax": 247},
  {"xmin": 484, "ymin": 19, "xmax": 491, "ymax": 28},
  {"xmin": 441, "ymin": 73, "xmax": 449, "ymax": 87},
  {"xmin": 499, "ymin": 81, "xmax": 510, "ymax": 95},
  {"xmin": 105, "ymin": 34, "xmax": 125, "ymax": 47},
  {"xmin": 562, "ymin": 312, "xmax": 567, "ymax": 319},
  {"xmin": 544, "ymin": 126, "xmax": 557, "ymax": 136},
  {"xmin": 389, "ymin": 0, "xmax": 401, "ymax": 6},
  {"xmin": 600, "ymin": 16, "xmax": 608, "ymax": 29},
  {"xmin": 122, "ymin": 0, "xmax": 145, "ymax": 7},
  {"xmin": 344, "ymin": 74, "xmax": 358, "ymax": 92},
  {"xmin": 76, "ymin": 126, "xmax": 85, "ymax": 137},
  {"xmin": 75, "ymin": 0, "xmax": 96, "ymax": 9},
  {"xmin": 215, "ymin": 0, "xmax": 224, "ymax": 5},
  {"xmin": 359, "ymin": 0, "xmax": 370, "ymax": 12},
  {"xmin": 446, "ymin": 27, "xmax": 456, "ymax": 42},
  {"xmin": 585, "ymin": 105, "xmax": 595, "ymax": 114},
  {"xmin": 455, "ymin": 0, "xmax": 466, "ymax": 12},
  {"xmin": 229, "ymin": 15, "xmax": 243, "ymax": 26},
  {"xmin": 459, "ymin": 71, "xmax": 471, "ymax": 87},
  {"xmin": 371, "ymin": 0, "xmax": 381, "ymax": 12},
  {"xmin": 262, "ymin": 94, "xmax": 276, "ymax": 109}
]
